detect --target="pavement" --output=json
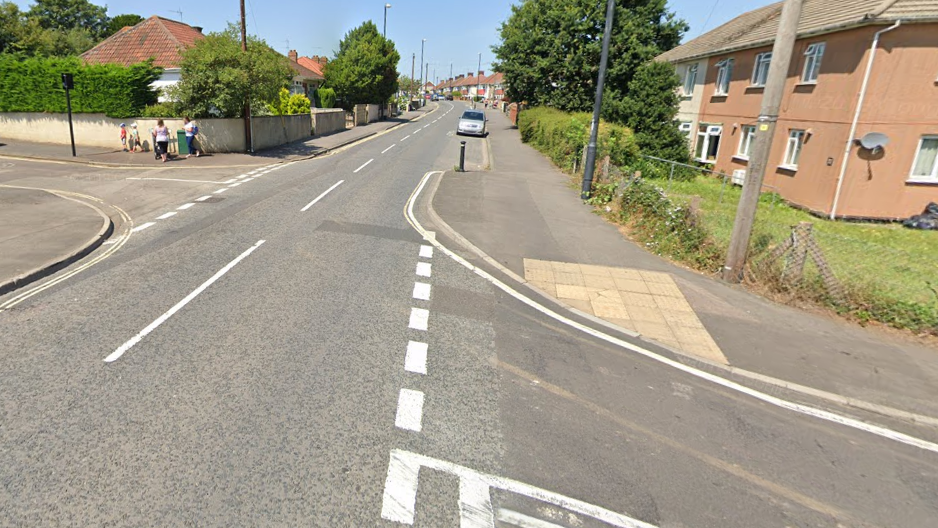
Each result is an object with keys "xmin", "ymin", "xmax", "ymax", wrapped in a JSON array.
[
  {"xmin": 428, "ymin": 105, "xmax": 938, "ymax": 424},
  {"xmin": 0, "ymin": 100, "xmax": 936, "ymax": 527}
]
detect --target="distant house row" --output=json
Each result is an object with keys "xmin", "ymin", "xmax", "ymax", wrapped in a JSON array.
[
  {"xmin": 428, "ymin": 71, "xmax": 505, "ymax": 101},
  {"xmin": 80, "ymin": 16, "xmax": 325, "ymax": 103},
  {"xmin": 658, "ymin": 0, "xmax": 938, "ymax": 221}
]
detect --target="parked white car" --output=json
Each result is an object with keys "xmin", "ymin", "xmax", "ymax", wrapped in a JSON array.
[{"xmin": 456, "ymin": 109, "xmax": 487, "ymax": 137}]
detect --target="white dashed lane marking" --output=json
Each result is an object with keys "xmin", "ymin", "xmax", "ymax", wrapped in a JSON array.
[
  {"xmin": 408, "ymin": 308, "xmax": 429, "ymax": 331},
  {"xmin": 354, "ymin": 159, "xmax": 374, "ymax": 173},
  {"xmin": 382, "ymin": 144, "xmax": 396, "ymax": 154},
  {"xmin": 131, "ymin": 222, "xmax": 155, "ymax": 233},
  {"xmin": 195, "ymin": 195, "xmax": 212, "ymax": 202},
  {"xmin": 419, "ymin": 245, "xmax": 433, "ymax": 258},
  {"xmin": 412, "ymin": 282, "xmax": 431, "ymax": 301},
  {"xmin": 405, "ymin": 341, "xmax": 428, "ymax": 375},
  {"xmin": 214, "ymin": 188, "xmax": 228, "ymax": 194},
  {"xmin": 416, "ymin": 262, "xmax": 432, "ymax": 278},
  {"xmin": 301, "ymin": 180, "xmax": 345, "ymax": 212},
  {"xmin": 156, "ymin": 212, "xmax": 176, "ymax": 220},
  {"xmin": 394, "ymin": 389, "xmax": 425, "ymax": 432},
  {"xmin": 401, "ymin": 135, "xmax": 412, "ymax": 141},
  {"xmin": 177, "ymin": 203, "xmax": 195, "ymax": 210}
]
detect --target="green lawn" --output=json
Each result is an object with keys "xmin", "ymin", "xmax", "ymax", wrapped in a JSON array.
[{"xmin": 664, "ymin": 176, "xmax": 938, "ymax": 315}]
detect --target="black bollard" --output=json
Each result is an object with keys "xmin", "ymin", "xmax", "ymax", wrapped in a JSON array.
[{"xmin": 459, "ymin": 141, "xmax": 466, "ymax": 172}]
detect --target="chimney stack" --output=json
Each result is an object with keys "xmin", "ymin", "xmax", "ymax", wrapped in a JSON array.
[
  {"xmin": 478, "ymin": 70, "xmax": 484, "ymax": 77},
  {"xmin": 288, "ymin": 50, "xmax": 298, "ymax": 63}
]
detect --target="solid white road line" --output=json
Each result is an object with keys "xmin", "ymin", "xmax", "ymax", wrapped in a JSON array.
[
  {"xmin": 394, "ymin": 389, "xmax": 425, "ymax": 432},
  {"xmin": 416, "ymin": 262, "xmax": 432, "ymax": 277},
  {"xmin": 382, "ymin": 144, "xmax": 396, "ymax": 154},
  {"xmin": 404, "ymin": 341, "xmax": 428, "ymax": 375},
  {"xmin": 412, "ymin": 282, "xmax": 431, "ymax": 301},
  {"xmin": 156, "ymin": 212, "xmax": 177, "ymax": 220},
  {"xmin": 408, "ymin": 308, "xmax": 429, "ymax": 331},
  {"xmin": 301, "ymin": 180, "xmax": 344, "ymax": 212},
  {"xmin": 131, "ymin": 222, "xmax": 155, "ymax": 233},
  {"xmin": 419, "ymin": 245, "xmax": 433, "ymax": 258},
  {"xmin": 104, "ymin": 240, "xmax": 266, "ymax": 363},
  {"xmin": 213, "ymin": 188, "xmax": 228, "ymax": 194},
  {"xmin": 195, "ymin": 195, "xmax": 212, "ymax": 202},
  {"xmin": 354, "ymin": 159, "xmax": 374, "ymax": 173},
  {"xmin": 404, "ymin": 170, "xmax": 938, "ymax": 455},
  {"xmin": 177, "ymin": 203, "xmax": 195, "ymax": 210},
  {"xmin": 401, "ymin": 135, "xmax": 412, "ymax": 141},
  {"xmin": 460, "ymin": 477, "xmax": 496, "ymax": 527}
]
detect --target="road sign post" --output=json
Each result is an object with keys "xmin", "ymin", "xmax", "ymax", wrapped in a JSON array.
[{"xmin": 61, "ymin": 73, "xmax": 76, "ymax": 157}]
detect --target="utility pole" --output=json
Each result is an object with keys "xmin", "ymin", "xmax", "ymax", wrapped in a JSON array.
[
  {"xmin": 420, "ymin": 39, "xmax": 426, "ymax": 106},
  {"xmin": 240, "ymin": 0, "xmax": 253, "ymax": 153},
  {"xmin": 411, "ymin": 53, "xmax": 415, "ymax": 103},
  {"xmin": 722, "ymin": 0, "xmax": 804, "ymax": 282},
  {"xmin": 580, "ymin": 0, "xmax": 615, "ymax": 200},
  {"xmin": 384, "ymin": 3, "xmax": 391, "ymax": 37},
  {"xmin": 476, "ymin": 52, "xmax": 482, "ymax": 107}
]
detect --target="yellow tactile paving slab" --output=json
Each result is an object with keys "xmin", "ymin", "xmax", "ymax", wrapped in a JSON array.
[{"xmin": 524, "ymin": 259, "xmax": 728, "ymax": 365}]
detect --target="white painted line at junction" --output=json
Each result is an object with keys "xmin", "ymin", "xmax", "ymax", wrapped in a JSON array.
[
  {"xmin": 412, "ymin": 282, "xmax": 431, "ymax": 301},
  {"xmin": 228, "ymin": 182, "xmax": 243, "ymax": 187},
  {"xmin": 131, "ymin": 222, "xmax": 155, "ymax": 233},
  {"xmin": 404, "ymin": 341, "xmax": 428, "ymax": 374},
  {"xmin": 222, "ymin": 178, "xmax": 237, "ymax": 184},
  {"xmin": 419, "ymin": 245, "xmax": 433, "ymax": 258},
  {"xmin": 409, "ymin": 308, "xmax": 429, "ymax": 331},
  {"xmin": 380, "ymin": 449, "xmax": 656, "ymax": 527},
  {"xmin": 416, "ymin": 262, "xmax": 432, "ymax": 277},
  {"xmin": 301, "ymin": 180, "xmax": 344, "ymax": 211},
  {"xmin": 401, "ymin": 135, "xmax": 412, "ymax": 141},
  {"xmin": 496, "ymin": 509, "xmax": 566, "ymax": 528},
  {"xmin": 404, "ymin": 170, "xmax": 938, "ymax": 455},
  {"xmin": 243, "ymin": 177, "xmax": 255, "ymax": 182},
  {"xmin": 126, "ymin": 177, "xmax": 227, "ymax": 184},
  {"xmin": 177, "ymin": 203, "xmax": 195, "ymax": 210},
  {"xmin": 156, "ymin": 212, "xmax": 176, "ymax": 220},
  {"xmin": 213, "ymin": 188, "xmax": 228, "ymax": 194},
  {"xmin": 195, "ymin": 195, "xmax": 212, "ymax": 202},
  {"xmin": 394, "ymin": 389, "xmax": 425, "ymax": 432},
  {"xmin": 104, "ymin": 240, "xmax": 266, "ymax": 363},
  {"xmin": 382, "ymin": 144, "xmax": 396, "ymax": 154},
  {"xmin": 354, "ymin": 159, "xmax": 374, "ymax": 173}
]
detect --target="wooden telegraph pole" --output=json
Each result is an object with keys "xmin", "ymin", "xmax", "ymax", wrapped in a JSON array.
[{"xmin": 240, "ymin": 0, "xmax": 253, "ymax": 153}]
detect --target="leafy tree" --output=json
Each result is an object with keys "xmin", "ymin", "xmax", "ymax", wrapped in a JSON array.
[
  {"xmin": 168, "ymin": 24, "xmax": 293, "ymax": 118},
  {"xmin": 492, "ymin": 0, "xmax": 686, "ymax": 115},
  {"xmin": 396, "ymin": 74, "xmax": 420, "ymax": 95},
  {"xmin": 1, "ymin": 0, "xmax": 99, "ymax": 56},
  {"xmin": 314, "ymin": 87, "xmax": 336, "ymax": 109},
  {"xmin": 105, "ymin": 14, "xmax": 144, "ymax": 38},
  {"xmin": 266, "ymin": 87, "xmax": 311, "ymax": 115},
  {"xmin": 27, "ymin": 0, "xmax": 108, "ymax": 39},
  {"xmin": 612, "ymin": 60, "xmax": 689, "ymax": 162},
  {"xmin": 324, "ymin": 21, "xmax": 400, "ymax": 108}
]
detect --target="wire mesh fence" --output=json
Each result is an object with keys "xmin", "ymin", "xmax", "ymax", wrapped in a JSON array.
[{"xmin": 596, "ymin": 154, "xmax": 938, "ymax": 333}]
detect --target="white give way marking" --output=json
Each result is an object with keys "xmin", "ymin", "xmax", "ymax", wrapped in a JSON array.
[{"xmin": 381, "ymin": 449, "xmax": 656, "ymax": 528}]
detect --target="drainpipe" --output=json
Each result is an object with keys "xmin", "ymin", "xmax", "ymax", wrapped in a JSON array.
[{"xmin": 830, "ymin": 20, "xmax": 901, "ymax": 220}]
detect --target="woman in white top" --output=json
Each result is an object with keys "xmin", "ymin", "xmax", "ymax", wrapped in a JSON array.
[
  {"xmin": 153, "ymin": 119, "xmax": 170, "ymax": 163},
  {"xmin": 183, "ymin": 116, "xmax": 201, "ymax": 158}
]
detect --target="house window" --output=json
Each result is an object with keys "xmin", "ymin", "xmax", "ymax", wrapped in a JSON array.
[
  {"xmin": 751, "ymin": 52, "xmax": 772, "ymax": 86},
  {"xmin": 737, "ymin": 125, "xmax": 756, "ymax": 159},
  {"xmin": 782, "ymin": 130, "xmax": 806, "ymax": 169},
  {"xmin": 802, "ymin": 43, "xmax": 826, "ymax": 83},
  {"xmin": 715, "ymin": 58, "xmax": 734, "ymax": 95},
  {"xmin": 682, "ymin": 64, "xmax": 697, "ymax": 97},
  {"xmin": 910, "ymin": 136, "xmax": 938, "ymax": 181},
  {"xmin": 695, "ymin": 124, "xmax": 723, "ymax": 162},
  {"xmin": 678, "ymin": 121, "xmax": 693, "ymax": 137}
]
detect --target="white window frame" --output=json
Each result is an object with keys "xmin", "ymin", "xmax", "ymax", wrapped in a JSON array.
[
  {"xmin": 682, "ymin": 64, "xmax": 697, "ymax": 97},
  {"xmin": 802, "ymin": 42, "xmax": 826, "ymax": 84},
  {"xmin": 678, "ymin": 121, "xmax": 693, "ymax": 136},
  {"xmin": 909, "ymin": 135, "xmax": 938, "ymax": 183},
  {"xmin": 695, "ymin": 124, "xmax": 723, "ymax": 163},
  {"xmin": 714, "ymin": 58, "xmax": 734, "ymax": 96},
  {"xmin": 751, "ymin": 52, "xmax": 772, "ymax": 87},
  {"xmin": 736, "ymin": 125, "xmax": 757, "ymax": 160},
  {"xmin": 781, "ymin": 130, "xmax": 806, "ymax": 169}
]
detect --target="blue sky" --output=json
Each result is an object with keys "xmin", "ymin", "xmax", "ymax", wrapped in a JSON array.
[{"xmin": 12, "ymin": 0, "xmax": 776, "ymax": 80}]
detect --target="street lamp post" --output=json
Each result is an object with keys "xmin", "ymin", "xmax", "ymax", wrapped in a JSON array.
[
  {"xmin": 476, "ymin": 52, "xmax": 482, "ymax": 108},
  {"xmin": 580, "ymin": 0, "xmax": 615, "ymax": 199},
  {"xmin": 420, "ymin": 38, "xmax": 426, "ymax": 106},
  {"xmin": 383, "ymin": 3, "xmax": 391, "ymax": 37}
]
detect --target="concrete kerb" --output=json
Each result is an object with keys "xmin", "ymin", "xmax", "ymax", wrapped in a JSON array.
[
  {"xmin": 0, "ymin": 190, "xmax": 113, "ymax": 297},
  {"xmin": 0, "ymin": 152, "xmax": 278, "ymax": 170},
  {"xmin": 418, "ymin": 170, "xmax": 938, "ymax": 431}
]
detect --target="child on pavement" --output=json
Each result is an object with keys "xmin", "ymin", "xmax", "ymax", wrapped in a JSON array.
[
  {"xmin": 119, "ymin": 123, "xmax": 128, "ymax": 151},
  {"xmin": 129, "ymin": 123, "xmax": 140, "ymax": 153}
]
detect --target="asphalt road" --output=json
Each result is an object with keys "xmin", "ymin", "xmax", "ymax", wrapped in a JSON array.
[{"xmin": 0, "ymin": 102, "xmax": 936, "ymax": 527}]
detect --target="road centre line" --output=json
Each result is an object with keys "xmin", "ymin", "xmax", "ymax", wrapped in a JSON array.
[
  {"xmin": 408, "ymin": 308, "xmax": 429, "ymax": 331},
  {"xmin": 213, "ymin": 188, "xmax": 228, "ymax": 194},
  {"xmin": 156, "ymin": 212, "xmax": 176, "ymax": 220},
  {"xmin": 416, "ymin": 262, "xmax": 432, "ymax": 277},
  {"xmin": 177, "ymin": 203, "xmax": 195, "ymax": 210},
  {"xmin": 126, "ymin": 177, "xmax": 227, "ymax": 184},
  {"xmin": 401, "ymin": 135, "xmax": 412, "ymax": 141},
  {"xmin": 300, "ymin": 180, "xmax": 344, "ymax": 211},
  {"xmin": 412, "ymin": 282, "xmax": 431, "ymax": 301},
  {"xmin": 222, "ymin": 178, "xmax": 237, "ymax": 184},
  {"xmin": 104, "ymin": 240, "xmax": 266, "ymax": 363},
  {"xmin": 394, "ymin": 389, "xmax": 425, "ymax": 432},
  {"xmin": 195, "ymin": 195, "xmax": 212, "ymax": 202},
  {"xmin": 228, "ymin": 182, "xmax": 243, "ymax": 187},
  {"xmin": 382, "ymin": 144, "xmax": 396, "ymax": 154},
  {"xmin": 419, "ymin": 245, "xmax": 433, "ymax": 258},
  {"xmin": 405, "ymin": 341, "xmax": 428, "ymax": 375},
  {"xmin": 131, "ymin": 222, "xmax": 155, "ymax": 233},
  {"xmin": 354, "ymin": 159, "xmax": 374, "ymax": 173},
  {"xmin": 404, "ymin": 170, "xmax": 938, "ymax": 455}
]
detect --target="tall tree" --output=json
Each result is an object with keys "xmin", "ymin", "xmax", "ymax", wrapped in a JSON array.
[
  {"xmin": 613, "ymin": 60, "xmax": 689, "ymax": 162},
  {"xmin": 27, "ymin": 0, "xmax": 108, "ymax": 38},
  {"xmin": 168, "ymin": 24, "xmax": 293, "ymax": 118},
  {"xmin": 105, "ymin": 13, "xmax": 144, "ymax": 38},
  {"xmin": 396, "ymin": 74, "xmax": 419, "ymax": 95},
  {"xmin": 324, "ymin": 21, "xmax": 400, "ymax": 108},
  {"xmin": 492, "ymin": 0, "xmax": 686, "ymax": 115}
]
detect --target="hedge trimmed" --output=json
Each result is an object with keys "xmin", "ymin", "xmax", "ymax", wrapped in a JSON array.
[
  {"xmin": 0, "ymin": 54, "xmax": 162, "ymax": 118},
  {"xmin": 517, "ymin": 106, "xmax": 639, "ymax": 173}
]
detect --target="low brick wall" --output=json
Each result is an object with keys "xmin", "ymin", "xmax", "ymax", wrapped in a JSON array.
[{"xmin": 312, "ymin": 108, "xmax": 346, "ymax": 136}]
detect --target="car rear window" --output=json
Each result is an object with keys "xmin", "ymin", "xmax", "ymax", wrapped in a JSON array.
[{"xmin": 462, "ymin": 111, "xmax": 484, "ymax": 121}]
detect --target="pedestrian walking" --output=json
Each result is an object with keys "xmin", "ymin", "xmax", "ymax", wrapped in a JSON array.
[
  {"xmin": 119, "ymin": 123, "xmax": 128, "ymax": 151},
  {"xmin": 153, "ymin": 119, "xmax": 170, "ymax": 163},
  {"xmin": 183, "ymin": 116, "xmax": 201, "ymax": 158},
  {"xmin": 129, "ymin": 123, "xmax": 141, "ymax": 153}
]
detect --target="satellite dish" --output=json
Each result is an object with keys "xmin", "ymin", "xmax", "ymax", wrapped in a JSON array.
[{"xmin": 859, "ymin": 132, "xmax": 890, "ymax": 150}]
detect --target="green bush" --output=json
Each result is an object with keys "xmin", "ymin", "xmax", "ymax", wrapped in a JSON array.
[
  {"xmin": 266, "ymin": 88, "xmax": 311, "ymax": 115},
  {"xmin": 518, "ymin": 106, "xmax": 639, "ymax": 173},
  {"xmin": 0, "ymin": 54, "xmax": 162, "ymax": 118},
  {"xmin": 140, "ymin": 102, "xmax": 183, "ymax": 118},
  {"xmin": 315, "ymin": 87, "xmax": 336, "ymax": 109}
]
